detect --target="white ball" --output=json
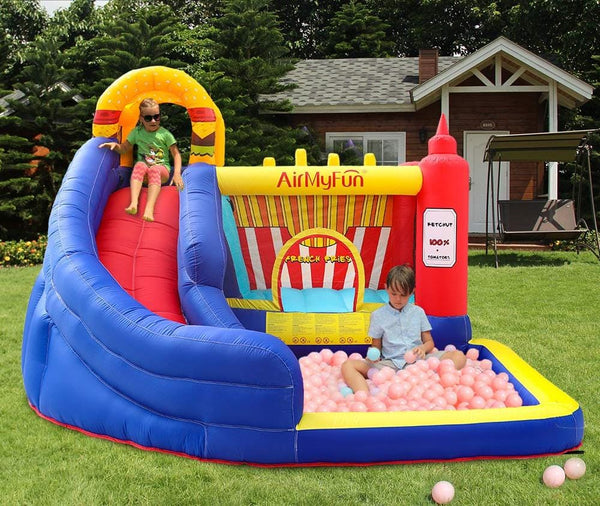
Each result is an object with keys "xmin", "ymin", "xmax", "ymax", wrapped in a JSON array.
[
  {"xmin": 431, "ymin": 480, "xmax": 455, "ymax": 504},
  {"xmin": 564, "ymin": 457, "xmax": 586, "ymax": 480}
]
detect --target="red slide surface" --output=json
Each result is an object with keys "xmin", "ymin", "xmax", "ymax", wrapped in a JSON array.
[{"xmin": 96, "ymin": 186, "xmax": 185, "ymax": 323}]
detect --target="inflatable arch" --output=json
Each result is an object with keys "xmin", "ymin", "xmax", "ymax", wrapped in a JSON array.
[
  {"xmin": 22, "ymin": 67, "xmax": 583, "ymax": 465},
  {"xmin": 92, "ymin": 66, "xmax": 225, "ymax": 167}
]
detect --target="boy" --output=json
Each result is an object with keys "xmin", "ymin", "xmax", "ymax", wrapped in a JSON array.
[{"xmin": 341, "ymin": 264, "xmax": 466, "ymax": 392}]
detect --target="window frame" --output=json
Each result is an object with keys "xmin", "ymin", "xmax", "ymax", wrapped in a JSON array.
[{"xmin": 325, "ymin": 131, "xmax": 407, "ymax": 165}]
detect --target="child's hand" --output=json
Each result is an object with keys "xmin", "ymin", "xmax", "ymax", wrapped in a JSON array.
[
  {"xmin": 411, "ymin": 345, "xmax": 427, "ymax": 360},
  {"xmin": 99, "ymin": 142, "xmax": 118, "ymax": 151},
  {"xmin": 171, "ymin": 174, "xmax": 184, "ymax": 191}
]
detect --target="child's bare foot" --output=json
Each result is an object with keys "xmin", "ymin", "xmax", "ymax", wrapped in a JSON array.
[
  {"xmin": 142, "ymin": 213, "xmax": 154, "ymax": 222},
  {"xmin": 125, "ymin": 205, "xmax": 137, "ymax": 215}
]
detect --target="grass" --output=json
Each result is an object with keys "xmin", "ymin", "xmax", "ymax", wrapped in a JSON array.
[{"xmin": 1, "ymin": 250, "xmax": 598, "ymax": 505}]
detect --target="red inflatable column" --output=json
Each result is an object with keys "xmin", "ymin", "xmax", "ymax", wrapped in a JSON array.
[{"xmin": 415, "ymin": 115, "xmax": 469, "ymax": 317}]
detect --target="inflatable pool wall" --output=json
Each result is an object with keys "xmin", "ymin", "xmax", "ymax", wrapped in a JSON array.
[{"xmin": 22, "ymin": 67, "xmax": 583, "ymax": 465}]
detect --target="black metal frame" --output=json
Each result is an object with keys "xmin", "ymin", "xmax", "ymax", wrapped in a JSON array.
[{"xmin": 484, "ymin": 131, "xmax": 600, "ymax": 267}]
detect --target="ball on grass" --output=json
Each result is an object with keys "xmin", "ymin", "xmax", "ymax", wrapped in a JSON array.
[
  {"xmin": 431, "ymin": 481, "xmax": 454, "ymax": 504},
  {"xmin": 564, "ymin": 457, "xmax": 586, "ymax": 480},
  {"xmin": 542, "ymin": 465, "xmax": 565, "ymax": 488}
]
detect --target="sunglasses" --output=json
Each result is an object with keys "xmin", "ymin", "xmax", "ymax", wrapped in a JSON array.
[{"xmin": 142, "ymin": 114, "xmax": 161, "ymax": 122}]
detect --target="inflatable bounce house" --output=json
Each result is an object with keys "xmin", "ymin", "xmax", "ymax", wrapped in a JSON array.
[{"xmin": 22, "ymin": 67, "xmax": 583, "ymax": 465}]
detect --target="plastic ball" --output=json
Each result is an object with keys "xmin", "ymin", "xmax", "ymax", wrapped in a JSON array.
[
  {"xmin": 543, "ymin": 465, "xmax": 565, "ymax": 488},
  {"xmin": 505, "ymin": 393, "xmax": 523, "ymax": 407},
  {"xmin": 366, "ymin": 347, "xmax": 381, "ymax": 361},
  {"xmin": 404, "ymin": 350, "xmax": 416, "ymax": 364},
  {"xmin": 466, "ymin": 348, "xmax": 480, "ymax": 360},
  {"xmin": 319, "ymin": 348, "xmax": 334, "ymax": 364},
  {"xmin": 339, "ymin": 386, "xmax": 353, "ymax": 398},
  {"xmin": 564, "ymin": 457, "xmax": 586, "ymax": 480},
  {"xmin": 431, "ymin": 481, "xmax": 455, "ymax": 504}
]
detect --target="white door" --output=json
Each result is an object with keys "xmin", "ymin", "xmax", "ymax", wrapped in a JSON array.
[{"xmin": 464, "ymin": 131, "xmax": 510, "ymax": 233}]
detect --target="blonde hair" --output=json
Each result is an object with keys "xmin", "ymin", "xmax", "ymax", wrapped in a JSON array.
[{"xmin": 139, "ymin": 98, "xmax": 159, "ymax": 111}]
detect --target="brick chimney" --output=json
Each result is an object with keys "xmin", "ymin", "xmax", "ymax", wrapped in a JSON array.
[{"xmin": 419, "ymin": 49, "xmax": 439, "ymax": 83}]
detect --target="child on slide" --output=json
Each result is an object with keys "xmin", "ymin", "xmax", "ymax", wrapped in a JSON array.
[{"xmin": 99, "ymin": 98, "xmax": 183, "ymax": 222}]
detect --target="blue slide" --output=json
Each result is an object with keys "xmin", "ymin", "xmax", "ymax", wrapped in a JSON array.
[{"xmin": 21, "ymin": 137, "xmax": 303, "ymax": 464}]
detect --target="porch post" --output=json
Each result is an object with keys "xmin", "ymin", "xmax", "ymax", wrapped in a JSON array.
[
  {"xmin": 441, "ymin": 85, "xmax": 450, "ymax": 127},
  {"xmin": 547, "ymin": 80, "xmax": 558, "ymax": 200}
]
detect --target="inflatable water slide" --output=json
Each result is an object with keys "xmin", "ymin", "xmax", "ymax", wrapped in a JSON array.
[{"xmin": 21, "ymin": 67, "xmax": 583, "ymax": 465}]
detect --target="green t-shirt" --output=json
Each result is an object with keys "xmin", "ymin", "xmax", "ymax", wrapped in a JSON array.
[{"xmin": 127, "ymin": 125, "xmax": 176, "ymax": 169}]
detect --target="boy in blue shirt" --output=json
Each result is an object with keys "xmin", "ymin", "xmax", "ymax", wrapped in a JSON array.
[{"xmin": 341, "ymin": 264, "xmax": 466, "ymax": 393}]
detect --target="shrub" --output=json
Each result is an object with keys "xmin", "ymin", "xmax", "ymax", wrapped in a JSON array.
[{"xmin": 0, "ymin": 235, "xmax": 47, "ymax": 267}]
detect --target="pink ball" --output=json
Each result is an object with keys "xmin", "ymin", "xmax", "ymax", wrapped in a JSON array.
[
  {"xmin": 388, "ymin": 383, "xmax": 404, "ymax": 400},
  {"xmin": 456, "ymin": 385, "xmax": 474, "ymax": 403},
  {"xmin": 319, "ymin": 348, "xmax": 334, "ymax": 364},
  {"xmin": 349, "ymin": 401, "xmax": 367, "ymax": 412},
  {"xmin": 505, "ymin": 393, "xmax": 523, "ymax": 407},
  {"xmin": 354, "ymin": 390, "xmax": 368, "ymax": 403},
  {"xmin": 543, "ymin": 465, "xmax": 565, "ymax": 488},
  {"xmin": 468, "ymin": 396, "xmax": 486, "ymax": 409},
  {"xmin": 444, "ymin": 389, "xmax": 458, "ymax": 406},
  {"xmin": 349, "ymin": 352, "xmax": 363, "ymax": 360},
  {"xmin": 476, "ymin": 384, "xmax": 494, "ymax": 400},
  {"xmin": 479, "ymin": 358, "xmax": 493, "ymax": 370},
  {"xmin": 564, "ymin": 457, "xmax": 586, "ymax": 479},
  {"xmin": 459, "ymin": 373, "xmax": 475, "ymax": 387},
  {"xmin": 431, "ymin": 480, "xmax": 455, "ymax": 504},
  {"xmin": 444, "ymin": 344, "xmax": 457, "ymax": 352},
  {"xmin": 368, "ymin": 400, "xmax": 387, "ymax": 412},
  {"xmin": 404, "ymin": 351, "xmax": 416, "ymax": 364},
  {"xmin": 372, "ymin": 370, "xmax": 387, "ymax": 386},
  {"xmin": 308, "ymin": 351, "xmax": 321, "ymax": 363},
  {"xmin": 491, "ymin": 375, "xmax": 508, "ymax": 391},
  {"xmin": 440, "ymin": 372, "xmax": 459, "ymax": 388},
  {"xmin": 466, "ymin": 348, "xmax": 479, "ymax": 360},
  {"xmin": 331, "ymin": 350, "xmax": 348, "ymax": 366},
  {"xmin": 427, "ymin": 356, "xmax": 441, "ymax": 371}
]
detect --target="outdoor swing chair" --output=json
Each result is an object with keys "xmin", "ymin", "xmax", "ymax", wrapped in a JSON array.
[{"xmin": 484, "ymin": 129, "xmax": 600, "ymax": 267}]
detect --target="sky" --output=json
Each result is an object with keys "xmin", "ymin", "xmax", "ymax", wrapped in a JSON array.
[{"xmin": 40, "ymin": 0, "xmax": 109, "ymax": 16}]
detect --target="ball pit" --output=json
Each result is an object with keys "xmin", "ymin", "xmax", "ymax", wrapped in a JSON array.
[{"xmin": 300, "ymin": 346, "xmax": 523, "ymax": 413}]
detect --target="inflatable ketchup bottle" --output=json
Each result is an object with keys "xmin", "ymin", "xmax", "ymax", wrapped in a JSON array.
[{"xmin": 415, "ymin": 114, "xmax": 469, "ymax": 317}]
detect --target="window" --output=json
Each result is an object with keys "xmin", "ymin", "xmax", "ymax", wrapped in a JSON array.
[{"xmin": 326, "ymin": 132, "xmax": 406, "ymax": 166}]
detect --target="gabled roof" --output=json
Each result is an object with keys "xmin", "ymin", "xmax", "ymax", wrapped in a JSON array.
[
  {"xmin": 268, "ymin": 56, "xmax": 460, "ymax": 113},
  {"xmin": 411, "ymin": 36, "xmax": 593, "ymax": 110},
  {"xmin": 267, "ymin": 37, "xmax": 593, "ymax": 114}
]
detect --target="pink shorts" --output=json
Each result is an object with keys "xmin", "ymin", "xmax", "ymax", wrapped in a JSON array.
[{"xmin": 131, "ymin": 162, "xmax": 169, "ymax": 186}]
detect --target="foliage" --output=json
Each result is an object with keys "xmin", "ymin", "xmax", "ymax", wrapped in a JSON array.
[
  {"xmin": 319, "ymin": 1, "xmax": 394, "ymax": 58},
  {"xmin": 200, "ymin": 0, "xmax": 307, "ymax": 165},
  {"xmin": 0, "ymin": 235, "xmax": 46, "ymax": 267},
  {"xmin": 0, "ymin": 0, "xmax": 600, "ymax": 237}
]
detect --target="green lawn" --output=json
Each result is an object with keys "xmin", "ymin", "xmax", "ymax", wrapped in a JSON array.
[{"xmin": 1, "ymin": 251, "xmax": 598, "ymax": 505}]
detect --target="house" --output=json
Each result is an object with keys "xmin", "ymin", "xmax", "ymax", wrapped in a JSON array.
[{"xmin": 267, "ymin": 37, "xmax": 594, "ymax": 233}]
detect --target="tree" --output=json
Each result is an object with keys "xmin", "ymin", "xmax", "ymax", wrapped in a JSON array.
[
  {"xmin": 0, "ymin": 122, "xmax": 38, "ymax": 239},
  {"xmin": 199, "ymin": 0, "xmax": 312, "ymax": 166},
  {"xmin": 1, "ymin": 37, "xmax": 90, "ymax": 239},
  {"xmin": 93, "ymin": 5, "xmax": 186, "ymax": 80},
  {"xmin": 269, "ymin": 0, "xmax": 348, "ymax": 58},
  {"xmin": 320, "ymin": 1, "xmax": 394, "ymax": 58}
]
